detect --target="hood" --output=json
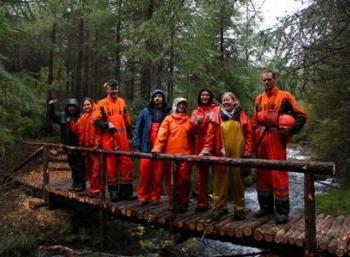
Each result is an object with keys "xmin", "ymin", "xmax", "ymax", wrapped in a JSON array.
[
  {"xmin": 64, "ymin": 98, "xmax": 80, "ymax": 116},
  {"xmin": 172, "ymin": 97, "xmax": 188, "ymax": 113},
  {"xmin": 197, "ymin": 88, "xmax": 214, "ymax": 106},
  {"xmin": 149, "ymin": 89, "xmax": 166, "ymax": 106}
]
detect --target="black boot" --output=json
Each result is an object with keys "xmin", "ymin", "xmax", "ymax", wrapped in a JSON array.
[
  {"xmin": 119, "ymin": 183, "xmax": 134, "ymax": 200},
  {"xmin": 255, "ymin": 194, "xmax": 274, "ymax": 218},
  {"xmin": 275, "ymin": 198, "xmax": 290, "ymax": 224},
  {"xmin": 108, "ymin": 185, "xmax": 120, "ymax": 202}
]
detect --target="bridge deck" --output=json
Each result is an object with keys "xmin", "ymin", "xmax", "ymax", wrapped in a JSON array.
[{"xmin": 16, "ymin": 158, "xmax": 350, "ymax": 257}]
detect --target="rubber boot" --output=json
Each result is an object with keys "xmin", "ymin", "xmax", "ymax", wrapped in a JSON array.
[
  {"xmin": 108, "ymin": 185, "xmax": 120, "ymax": 202},
  {"xmin": 275, "ymin": 198, "xmax": 290, "ymax": 224},
  {"xmin": 119, "ymin": 183, "xmax": 133, "ymax": 200},
  {"xmin": 255, "ymin": 194, "xmax": 274, "ymax": 218}
]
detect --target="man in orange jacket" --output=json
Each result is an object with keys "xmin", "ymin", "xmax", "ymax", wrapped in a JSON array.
[
  {"xmin": 252, "ymin": 70, "xmax": 307, "ymax": 224},
  {"xmin": 93, "ymin": 79, "xmax": 133, "ymax": 202}
]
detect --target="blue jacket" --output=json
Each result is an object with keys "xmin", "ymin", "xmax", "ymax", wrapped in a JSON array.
[{"xmin": 132, "ymin": 89, "xmax": 170, "ymax": 152}]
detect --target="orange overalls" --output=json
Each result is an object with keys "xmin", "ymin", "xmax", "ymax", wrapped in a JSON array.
[
  {"xmin": 252, "ymin": 86, "xmax": 307, "ymax": 215},
  {"xmin": 93, "ymin": 96, "xmax": 133, "ymax": 190},
  {"xmin": 137, "ymin": 122, "xmax": 164, "ymax": 203},
  {"xmin": 69, "ymin": 106, "xmax": 101, "ymax": 195},
  {"xmin": 192, "ymin": 104, "xmax": 221, "ymax": 209},
  {"xmin": 152, "ymin": 113, "xmax": 195, "ymax": 210}
]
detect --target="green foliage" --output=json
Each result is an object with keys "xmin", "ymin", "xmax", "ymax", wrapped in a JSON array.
[
  {"xmin": 316, "ymin": 186, "xmax": 350, "ymax": 216},
  {"xmin": 0, "ymin": 228, "xmax": 37, "ymax": 257}
]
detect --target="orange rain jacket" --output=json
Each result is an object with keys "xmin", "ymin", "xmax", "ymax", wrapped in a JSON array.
[{"xmin": 152, "ymin": 113, "xmax": 195, "ymax": 154}]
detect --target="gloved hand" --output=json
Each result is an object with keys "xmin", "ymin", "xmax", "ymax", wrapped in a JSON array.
[{"xmin": 108, "ymin": 122, "xmax": 117, "ymax": 133}]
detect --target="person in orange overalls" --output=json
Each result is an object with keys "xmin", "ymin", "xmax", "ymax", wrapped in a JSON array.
[
  {"xmin": 133, "ymin": 89, "xmax": 170, "ymax": 205},
  {"xmin": 191, "ymin": 89, "xmax": 221, "ymax": 211},
  {"xmin": 151, "ymin": 98, "xmax": 197, "ymax": 212},
  {"xmin": 93, "ymin": 79, "xmax": 133, "ymax": 202},
  {"xmin": 252, "ymin": 70, "xmax": 307, "ymax": 224},
  {"xmin": 68, "ymin": 97, "xmax": 101, "ymax": 197}
]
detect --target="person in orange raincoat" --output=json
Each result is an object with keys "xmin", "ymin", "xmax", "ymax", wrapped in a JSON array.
[
  {"xmin": 191, "ymin": 89, "xmax": 221, "ymax": 211},
  {"xmin": 201, "ymin": 92, "xmax": 254, "ymax": 220},
  {"xmin": 68, "ymin": 97, "xmax": 102, "ymax": 197},
  {"xmin": 132, "ymin": 89, "xmax": 170, "ymax": 205},
  {"xmin": 93, "ymin": 79, "xmax": 133, "ymax": 202},
  {"xmin": 252, "ymin": 70, "xmax": 307, "ymax": 224},
  {"xmin": 151, "ymin": 97, "xmax": 198, "ymax": 212}
]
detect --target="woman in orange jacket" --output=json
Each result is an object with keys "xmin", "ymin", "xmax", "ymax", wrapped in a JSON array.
[
  {"xmin": 152, "ymin": 97, "xmax": 197, "ymax": 212},
  {"xmin": 191, "ymin": 89, "xmax": 221, "ymax": 211},
  {"xmin": 201, "ymin": 92, "xmax": 254, "ymax": 220},
  {"xmin": 68, "ymin": 97, "xmax": 102, "ymax": 197}
]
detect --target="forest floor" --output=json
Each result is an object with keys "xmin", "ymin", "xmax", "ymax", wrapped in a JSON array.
[{"xmin": 0, "ymin": 141, "xmax": 169, "ymax": 257}]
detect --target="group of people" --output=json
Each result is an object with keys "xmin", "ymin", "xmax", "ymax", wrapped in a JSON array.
[{"xmin": 49, "ymin": 70, "xmax": 307, "ymax": 224}]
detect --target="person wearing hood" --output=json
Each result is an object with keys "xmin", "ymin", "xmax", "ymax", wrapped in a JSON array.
[
  {"xmin": 93, "ymin": 79, "xmax": 133, "ymax": 202},
  {"xmin": 152, "ymin": 97, "xmax": 197, "ymax": 212},
  {"xmin": 191, "ymin": 88, "xmax": 221, "ymax": 212},
  {"xmin": 132, "ymin": 89, "xmax": 171, "ymax": 205},
  {"xmin": 68, "ymin": 97, "xmax": 102, "ymax": 197},
  {"xmin": 48, "ymin": 98, "xmax": 86, "ymax": 191}
]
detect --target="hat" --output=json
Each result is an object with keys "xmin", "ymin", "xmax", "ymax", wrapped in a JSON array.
[
  {"xmin": 172, "ymin": 97, "xmax": 188, "ymax": 113},
  {"xmin": 106, "ymin": 79, "xmax": 119, "ymax": 87}
]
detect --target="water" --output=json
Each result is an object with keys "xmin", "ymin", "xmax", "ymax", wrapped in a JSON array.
[{"xmin": 181, "ymin": 144, "xmax": 337, "ymax": 257}]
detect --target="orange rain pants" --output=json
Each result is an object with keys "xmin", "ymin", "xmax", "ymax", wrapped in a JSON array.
[{"xmin": 137, "ymin": 123, "xmax": 164, "ymax": 202}]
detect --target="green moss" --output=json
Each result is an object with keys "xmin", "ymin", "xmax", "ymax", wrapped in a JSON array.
[
  {"xmin": 0, "ymin": 228, "xmax": 37, "ymax": 257},
  {"xmin": 316, "ymin": 187, "xmax": 350, "ymax": 216}
]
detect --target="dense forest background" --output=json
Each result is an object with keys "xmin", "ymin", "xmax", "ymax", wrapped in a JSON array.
[{"xmin": 0, "ymin": 0, "xmax": 349, "ymax": 182}]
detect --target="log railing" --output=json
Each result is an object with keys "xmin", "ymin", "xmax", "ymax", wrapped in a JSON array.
[{"xmin": 27, "ymin": 141, "xmax": 335, "ymax": 257}]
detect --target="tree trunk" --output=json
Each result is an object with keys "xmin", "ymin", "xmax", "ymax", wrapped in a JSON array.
[
  {"xmin": 114, "ymin": 0, "xmax": 123, "ymax": 81},
  {"xmin": 45, "ymin": 21, "xmax": 57, "ymax": 132},
  {"xmin": 75, "ymin": 16, "xmax": 84, "ymax": 100}
]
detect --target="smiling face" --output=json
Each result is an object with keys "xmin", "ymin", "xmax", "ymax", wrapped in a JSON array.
[
  {"xmin": 200, "ymin": 90, "xmax": 211, "ymax": 105},
  {"xmin": 107, "ymin": 84, "xmax": 120, "ymax": 98},
  {"xmin": 261, "ymin": 72, "xmax": 276, "ymax": 91},
  {"xmin": 83, "ymin": 100, "xmax": 92, "ymax": 113},
  {"xmin": 67, "ymin": 105, "xmax": 78, "ymax": 115},
  {"xmin": 221, "ymin": 93, "xmax": 237, "ymax": 112},
  {"xmin": 176, "ymin": 101, "xmax": 187, "ymax": 113}
]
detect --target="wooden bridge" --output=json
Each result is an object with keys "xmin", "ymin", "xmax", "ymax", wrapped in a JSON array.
[{"xmin": 11, "ymin": 142, "xmax": 348, "ymax": 257}]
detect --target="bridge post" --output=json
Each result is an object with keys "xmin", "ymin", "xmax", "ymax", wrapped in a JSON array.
[
  {"xmin": 171, "ymin": 160, "xmax": 180, "ymax": 215},
  {"xmin": 99, "ymin": 152, "xmax": 107, "ymax": 249},
  {"xmin": 42, "ymin": 146, "xmax": 49, "ymax": 204},
  {"xmin": 304, "ymin": 172, "xmax": 316, "ymax": 257}
]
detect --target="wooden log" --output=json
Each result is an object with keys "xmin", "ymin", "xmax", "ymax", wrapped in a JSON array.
[
  {"xmin": 186, "ymin": 210, "xmax": 212, "ymax": 231},
  {"xmin": 326, "ymin": 215, "xmax": 345, "ymax": 254},
  {"xmin": 214, "ymin": 215, "xmax": 235, "ymax": 236},
  {"xmin": 145, "ymin": 205, "xmax": 169, "ymax": 221},
  {"xmin": 316, "ymin": 214, "xmax": 333, "ymax": 244},
  {"xmin": 240, "ymin": 214, "xmax": 272, "ymax": 237},
  {"xmin": 335, "ymin": 217, "xmax": 350, "ymax": 257},
  {"xmin": 275, "ymin": 214, "xmax": 303, "ymax": 243},
  {"xmin": 25, "ymin": 141, "xmax": 335, "ymax": 175},
  {"xmin": 253, "ymin": 217, "xmax": 276, "ymax": 241},
  {"xmin": 280, "ymin": 218, "xmax": 304, "ymax": 244},
  {"xmin": 319, "ymin": 215, "xmax": 344, "ymax": 251},
  {"xmin": 224, "ymin": 217, "xmax": 254, "ymax": 238},
  {"xmin": 291, "ymin": 213, "xmax": 325, "ymax": 246},
  {"xmin": 28, "ymin": 198, "xmax": 47, "ymax": 209}
]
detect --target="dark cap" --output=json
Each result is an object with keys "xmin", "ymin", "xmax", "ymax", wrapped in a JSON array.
[{"xmin": 107, "ymin": 79, "xmax": 119, "ymax": 87}]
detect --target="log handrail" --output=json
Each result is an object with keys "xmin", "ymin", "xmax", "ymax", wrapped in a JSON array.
[{"xmin": 25, "ymin": 141, "xmax": 335, "ymax": 175}]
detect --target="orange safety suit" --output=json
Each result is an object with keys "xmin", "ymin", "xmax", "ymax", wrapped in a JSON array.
[
  {"xmin": 152, "ymin": 113, "xmax": 195, "ymax": 209},
  {"xmin": 93, "ymin": 96, "xmax": 133, "ymax": 188},
  {"xmin": 69, "ymin": 105, "xmax": 102, "ymax": 195},
  {"xmin": 192, "ymin": 103, "xmax": 221, "ymax": 209},
  {"xmin": 252, "ymin": 86, "xmax": 307, "ymax": 215}
]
